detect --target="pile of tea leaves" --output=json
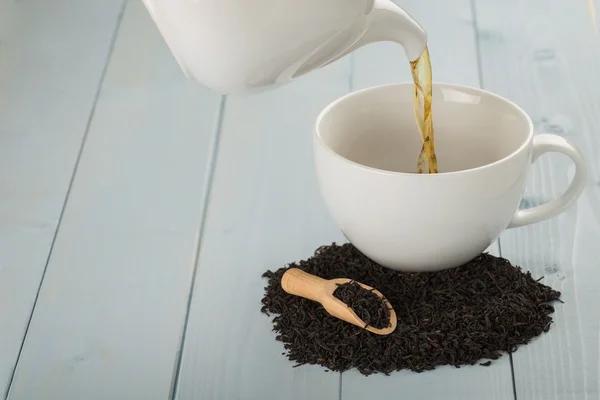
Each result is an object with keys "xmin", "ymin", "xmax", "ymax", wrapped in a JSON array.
[{"xmin": 260, "ymin": 243, "xmax": 562, "ymax": 376}]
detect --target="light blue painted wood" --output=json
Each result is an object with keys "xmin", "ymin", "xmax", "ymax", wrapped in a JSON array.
[
  {"xmin": 5, "ymin": 0, "xmax": 222, "ymax": 398},
  {"xmin": 0, "ymin": 0, "xmax": 124, "ymax": 396},
  {"xmin": 343, "ymin": 2, "xmax": 515, "ymax": 398},
  {"xmin": 2, "ymin": 0, "xmax": 595, "ymax": 398},
  {"xmin": 0, "ymin": 1, "xmax": 13, "ymax": 35},
  {"xmin": 474, "ymin": 0, "xmax": 600, "ymax": 399},
  {"xmin": 173, "ymin": 64, "xmax": 352, "ymax": 399},
  {"xmin": 175, "ymin": 2, "xmax": 512, "ymax": 400}
]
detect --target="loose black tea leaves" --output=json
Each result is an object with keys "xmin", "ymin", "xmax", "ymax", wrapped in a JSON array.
[
  {"xmin": 260, "ymin": 243, "xmax": 562, "ymax": 376},
  {"xmin": 332, "ymin": 281, "xmax": 391, "ymax": 330}
]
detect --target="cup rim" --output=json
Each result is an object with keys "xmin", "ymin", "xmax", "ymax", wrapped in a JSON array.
[{"xmin": 314, "ymin": 82, "xmax": 534, "ymax": 177}]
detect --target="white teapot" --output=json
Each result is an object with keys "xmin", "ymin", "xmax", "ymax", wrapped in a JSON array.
[{"xmin": 141, "ymin": 0, "xmax": 427, "ymax": 93}]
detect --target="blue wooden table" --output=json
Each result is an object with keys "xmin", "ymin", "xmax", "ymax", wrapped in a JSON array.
[{"xmin": 1, "ymin": 0, "xmax": 599, "ymax": 399}]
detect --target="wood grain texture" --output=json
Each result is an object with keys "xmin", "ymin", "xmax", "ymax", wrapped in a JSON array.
[
  {"xmin": 474, "ymin": 0, "xmax": 600, "ymax": 398},
  {"xmin": 342, "ymin": 1, "xmax": 515, "ymax": 399},
  {"xmin": 173, "ymin": 62, "xmax": 352, "ymax": 400},
  {"xmin": 0, "ymin": 0, "xmax": 124, "ymax": 396},
  {"xmin": 5, "ymin": 0, "xmax": 222, "ymax": 398}
]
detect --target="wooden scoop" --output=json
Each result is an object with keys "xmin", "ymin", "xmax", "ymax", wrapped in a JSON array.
[{"xmin": 281, "ymin": 268, "xmax": 397, "ymax": 335}]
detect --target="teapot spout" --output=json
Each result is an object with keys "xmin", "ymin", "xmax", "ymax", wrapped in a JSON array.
[{"xmin": 324, "ymin": 0, "xmax": 427, "ymax": 66}]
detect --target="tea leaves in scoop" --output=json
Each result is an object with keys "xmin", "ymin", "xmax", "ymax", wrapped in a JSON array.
[{"xmin": 332, "ymin": 281, "xmax": 392, "ymax": 330}]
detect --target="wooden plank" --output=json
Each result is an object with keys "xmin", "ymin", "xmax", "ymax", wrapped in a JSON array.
[
  {"xmin": 340, "ymin": 246, "xmax": 512, "ymax": 400},
  {"xmin": 5, "ymin": 0, "xmax": 222, "ymax": 398},
  {"xmin": 343, "ymin": 1, "xmax": 515, "ymax": 399},
  {"xmin": 0, "ymin": 0, "xmax": 124, "ymax": 396},
  {"xmin": 0, "ymin": 1, "xmax": 13, "ymax": 33},
  {"xmin": 174, "ymin": 2, "xmax": 512, "ymax": 400},
  {"xmin": 173, "ymin": 59, "xmax": 352, "ymax": 399},
  {"xmin": 474, "ymin": 0, "xmax": 600, "ymax": 398}
]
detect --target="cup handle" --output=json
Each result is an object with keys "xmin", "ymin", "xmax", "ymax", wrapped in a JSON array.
[{"xmin": 507, "ymin": 133, "xmax": 587, "ymax": 229}]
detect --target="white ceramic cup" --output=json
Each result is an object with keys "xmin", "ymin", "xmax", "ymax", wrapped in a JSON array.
[{"xmin": 314, "ymin": 82, "xmax": 587, "ymax": 272}]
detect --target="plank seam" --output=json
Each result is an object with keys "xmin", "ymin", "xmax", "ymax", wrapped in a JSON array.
[
  {"xmin": 509, "ymin": 351, "xmax": 518, "ymax": 400},
  {"xmin": 470, "ymin": 1, "xmax": 516, "ymax": 399},
  {"xmin": 2, "ymin": 1, "xmax": 129, "ymax": 398},
  {"xmin": 339, "ymin": 50, "xmax": 355, "ymax": 400},
  {"xmin": 469, "ymin": 0, "xmax": 486, "ymax": 90},
  {"xmin": 169, "ymin": 94, "xmax": 228, "ymax": 400}
]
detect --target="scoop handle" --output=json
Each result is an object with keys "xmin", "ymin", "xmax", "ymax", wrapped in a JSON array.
[{"xmin": 281, "ymin": 268, "xmax": 327, "ymax": 302}]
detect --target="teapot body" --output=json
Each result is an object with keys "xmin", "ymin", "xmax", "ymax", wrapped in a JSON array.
[{"xmin": 141, "ymin": 0, "xmax": 426, "ymax": 93}]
